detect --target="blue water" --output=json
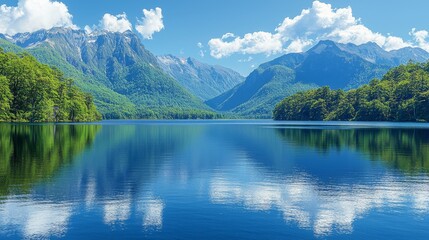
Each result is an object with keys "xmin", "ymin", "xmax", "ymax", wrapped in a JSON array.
[{"xmin": 1, "ymin": 120, "xmax": 429, "ymax": 239}]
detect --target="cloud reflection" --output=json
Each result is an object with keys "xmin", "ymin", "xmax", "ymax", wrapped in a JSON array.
[
  {"xmin": 143, "ymin": 200, "xmax": 164, "ymax": 228},
  {"xmin": 139, "ymin": 198, "xmax": 164, "ymax": 229},
  {"xmin": 0, "ymin": 199, "xmax": 72, "ymax": 238},
  {"xmin": 210, "ymin": 173, "xmax": 429, "ymax": 236},
  {"xmin": 103, "ymin": 195, "xmax": 132, "ymax": 224},
  {"xmin": 85, "ymin": 178, "xmax": 97, "ymax": 209}
]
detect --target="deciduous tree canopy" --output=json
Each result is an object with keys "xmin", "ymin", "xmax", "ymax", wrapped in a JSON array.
[{"xmin": 0, "ymin": 49, "xmax": 101, "ymax": 122}]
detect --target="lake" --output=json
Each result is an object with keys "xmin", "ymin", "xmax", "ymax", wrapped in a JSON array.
[{"xmin": 0, "ymin": 120, "xmax": 429, "ymax": 239}]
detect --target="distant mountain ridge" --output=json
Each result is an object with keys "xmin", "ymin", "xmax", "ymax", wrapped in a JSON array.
[
  {"xmin": 0, "ymin": 28, "xmax": 230, "ymax": 118},
  {"xmin": 335, "ymin": 41, "xmax": 429, "ymax": 65},
  {"xmin": 207, "ymin": 40, "xmax": 429, "ymax": 117},
  {"xmin": 157, "ymin": 55, "xmax": 244, "ymax": 100},
  {"xmin": 2, "ymin": 29, "xmax": 428, "ymax": 119}
]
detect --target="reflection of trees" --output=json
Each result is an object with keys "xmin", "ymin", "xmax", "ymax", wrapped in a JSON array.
[
  {"xmin": 0, "ymin": 124, "xmax": 101, "ymax": 195},
  {"xmin": 66, "ymin": 124, "xmax": 203, "ymax": 198},
  {"xmin": 276, "ymin": 127, "xmax": 429, "ymax": 173}
]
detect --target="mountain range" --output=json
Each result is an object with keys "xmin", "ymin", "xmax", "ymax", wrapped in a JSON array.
[
  {"xmin": 0, "ymin": 28, "xmax": 242, "ymax": 118},
  {"xmin": 1, "ymin": 28, "xmax": 428, "ymax": 119},
  {"xmin": 206, "ymin": 40, "xmax": 429, "ymax": 117},
  {"xmin": 157, "ymin": 55, "xmax": 244, "ymax": 100}
]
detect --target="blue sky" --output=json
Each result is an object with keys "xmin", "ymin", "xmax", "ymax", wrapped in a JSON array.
[{"xmin": 1, "ymin": 0, "xmax": 429, "ymax": 75}]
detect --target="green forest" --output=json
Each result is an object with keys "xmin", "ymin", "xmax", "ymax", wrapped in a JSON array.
[
  {"xmin": 0, "ymin": 48, "xmax": 101, "ymax": 122},
  {"xmin": 273, "ymin": 62, "xmax": 429, "ymax": 122}
]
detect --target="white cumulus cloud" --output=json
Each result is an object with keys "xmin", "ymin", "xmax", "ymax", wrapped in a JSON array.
[
  {"xmin": 209, "ymin": 32, "xmax": 283, "ymax": 59},
  {"xmin": 84, "ymin": 13, "xmax": 132, "ymax": 34},
  {"xmin": 135, "ymin": 7, "xmax": 164, "ymax": 40},
  {"xmin": 99, "ymin": 13, "xmax": 132, "ymax": 33},
  {"xmin": 0, "ymin": 0, "xmax": 76, "ymax": 35},
  {"xmin": 410, "ymin": 28, "xmax": 429, "ymax": 52},
  {"xmin": 285, "ymin": 39, "xmax": 314, "ymax": 53},
  {"xmin": 384, "ymin": 36, "xmax": 412, "ymax": 51},
  {"xmin": 208, "ymin": 1, "xmax": 415, "ymax": 58}
]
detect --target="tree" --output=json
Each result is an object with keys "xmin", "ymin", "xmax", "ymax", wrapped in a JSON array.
[
  {"xmin": 416, "ymin": 91, "xmax": 429, "ymax": 121},
  {"xmin": 0, "ymin": 48, "xmax": 101, "ymax": 122},
  {"xmin": 310, "ymin": 99, "xmax": 328, "ymax": 120},
  {"xmin": 274, "ymin": 61, "xmax": 429, "ymax": 122},
  {"xmin": 0, "ymin": 76, "xmax": 12, "ymax": 121},
  {"xmin": 326, "ymin": 102, "xmax": 355, "ymax": 121}
]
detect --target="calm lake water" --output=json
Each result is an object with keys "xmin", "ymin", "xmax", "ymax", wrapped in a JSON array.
[{"xmin": 1, "ymin": 120, "xmax": 429, "ymax": 239}]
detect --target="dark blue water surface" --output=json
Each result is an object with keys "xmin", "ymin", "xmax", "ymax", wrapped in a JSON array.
[{"xmin": 1, "ymin": 120, "xmax": 429, "ymax": 239}]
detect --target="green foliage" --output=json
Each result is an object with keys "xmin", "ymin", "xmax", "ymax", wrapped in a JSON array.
[
  {"xmin": 25, "ymin": 44, "xmax": 138, "ymax": 119},
  {"xmin": 0, "ymin": 49, "xmax": 101, "ymax": 122},
  {"xmin": 124, "ymin": 63, "xmax": 207, "ymax": 108},
  {"xmin": 274, "ymin": 62, "xmax": 429, "ymax": 122},
  {"xmin": 135, "ymin": 107, "xmax": 224, "ymax": 119},
  {"xmin": 0, "ymin": 34, "xmax": 218, "ymax": 119},
  {"xmin": 0, "ymin": 76, "xmax": 12, "ymax": 120},
  {"xmin": 207, "ymin": 40, "xmax": 408, "ymax": 118}
]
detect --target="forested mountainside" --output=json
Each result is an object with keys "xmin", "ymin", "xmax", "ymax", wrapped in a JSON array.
[
  {"xmin": 274, "ymin": 61, "xmax": 429, "ymax": 122},
  {"xmin": 207, "ymin": 40, "xmax": 429, "ymax": 118},
  {"xmin": 0, "ymin": 28, "xmax": 220, "ymax": 119},
  {"xmin": 0, "ymin": 49, "xmax": 100, "ymax": 122}
]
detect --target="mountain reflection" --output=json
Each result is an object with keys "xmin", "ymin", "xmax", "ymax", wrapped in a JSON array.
[{"xmin": 1, "ymin": 122, "xmax": 429, "ymax": 238}]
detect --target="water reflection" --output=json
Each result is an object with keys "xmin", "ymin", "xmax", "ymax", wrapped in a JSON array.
[
  {"xmin": 141, "ymin": 198, "xmax": 164, "ymax": 229},
  {"xmin": 103, "ymin": 194, "xmax": 132, "ymax": 225},
  {"xmin": 0, "ymin": 199, "xmax": 72, "ymax": 239},
  {"xmin": 276, "ymin": 127, "xmax": 429, "ymax": 173},
  {"xmin": 0, "ymin": 124, "xmax": 100, "ymax": 238},
  {"xmin": 0, "ymin": 122, "xmax": 428, "ymax": 239},
  {"xmin": 210, "ymin": 170, "xmax": 429, "ymax": 236},
  {"xmin": 0, "ymin": 124, "xmax": 101, "ymax": 195}
]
